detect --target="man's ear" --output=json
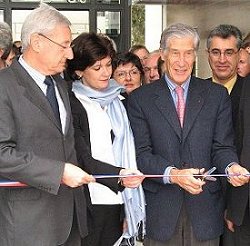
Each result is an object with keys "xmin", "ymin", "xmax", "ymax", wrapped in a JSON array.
[
  {"xmin": 30, "ymin": 33, "xmax": 41, "ymax": 52},
  {"xmin": 160, "ymin": 48, "xmax": 165, "ymax": 61},
  {"xmin": 0, "ymin": 48, "xmax": 4, "ymax": 58}
]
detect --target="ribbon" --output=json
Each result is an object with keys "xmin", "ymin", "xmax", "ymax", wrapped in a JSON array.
[{"xmin": 0, "ymin": 173, "xmax": 249, "ymax": 187}]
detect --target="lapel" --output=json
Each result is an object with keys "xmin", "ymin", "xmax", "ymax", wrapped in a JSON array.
[
  {"xmin": 153, "ymin": 78, "xmax": 182, "ymax": 139},
  {"xmin": 182, "ymin": 77, "xmax": 208, "ymax": 142},
  {"xmin": 11, "ymin": 61, "xmax": 67, "ymax": 133}
]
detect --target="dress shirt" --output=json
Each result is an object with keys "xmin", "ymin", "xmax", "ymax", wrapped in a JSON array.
[
  {"xmin": 162, "ymin": 75, "xmax": 190, "ymax": 184},
  {"xmin": 18, "ymin": 56, "xmax": 66, "ymax": 133},
  {"xmin": 212, "ymin": 74, "xmax": 237, "ymax": 94}
]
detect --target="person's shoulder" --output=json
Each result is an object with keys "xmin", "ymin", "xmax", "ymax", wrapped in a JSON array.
[
  {"xmin": 191, "ymin": 76, "xmax": 228, "ymax": 98},
  {"xmin": 130, "ymin": 78, "xmax": 164, "ymax": 96},
  {"xmin": 240, "ymin": 75, "xmax": 250, "ymax": 95}
]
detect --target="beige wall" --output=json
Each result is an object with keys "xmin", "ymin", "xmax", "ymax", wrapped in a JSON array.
[{"xmin": 163, "ymin": 1, "xmax": 250, "ymax": 78}]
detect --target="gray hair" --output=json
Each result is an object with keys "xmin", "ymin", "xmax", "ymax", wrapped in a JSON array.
[
  {"xmin": 160, "ymin": 23, "xmax": 200, "ymax": 51},
  {"xmin": 206, "ymin": 24, "xmax": 242, "ymax": 50},
  {"xmin": 0, "ymin": 22, "xmax": 12, "ymax": 58},
  {"xmin": 21, "ymin": 3, "xmax": 71, "ymax": 51}
]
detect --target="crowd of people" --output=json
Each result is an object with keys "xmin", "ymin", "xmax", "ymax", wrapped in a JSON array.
[{"xmin": 0, "ymin": 2, "xmax": 249, "ymax": 246}]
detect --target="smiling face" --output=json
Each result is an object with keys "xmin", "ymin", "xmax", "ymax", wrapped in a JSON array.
[
  {"xmin": 161, "ymin": 36, "xmax": 196, "ymax": 85},
  {"xmin": 79, "ymin": 56, "xmax": 112, "ymax": 91},
  {"xmin": 208, "ymin": 36, "xmax": 239, "ymax": 84},
  {"xmin": 113, "ymin": 62, "xmax": 141, "ymax": 94}
]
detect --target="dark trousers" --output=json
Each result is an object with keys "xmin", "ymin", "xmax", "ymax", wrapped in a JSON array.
[
  {"xmin": 231, "ymin": 208, "xmax": 250, "ymax": 246},
  {"xmin": 81, "ymin": 204, "xmax": 124, "ymax": 246},
  {"xmin": 144, "ymin": 206, "xmax": 219, "ymax": 246},
  {"xmin": 60, "ymin": 213, "xmax": 81, "ymax": 246}
]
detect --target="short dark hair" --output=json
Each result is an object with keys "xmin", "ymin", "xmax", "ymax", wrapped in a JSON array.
[
  {"xmin": 66, "ymin": 32, "xmax": 116, "ymax": 80},
  {"xmin": 207, "ymin": 24, "xmax": 242, "ymax": 50},
  {"xmin": 112, "ymin": 51, "xmax": 145, "ymax": 84}
]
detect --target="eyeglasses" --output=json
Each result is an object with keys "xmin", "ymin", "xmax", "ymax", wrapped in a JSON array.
[
  {"xmin": 208, "ymin": 49, "xmax": 239, "ymax": 58},
  {"xmin": 114, "ymin": 68, "xmax": 141, "ymax": 79},
  {"xmin": 38, "ymin": 33, "xmax": 73, "ymax": 50}
]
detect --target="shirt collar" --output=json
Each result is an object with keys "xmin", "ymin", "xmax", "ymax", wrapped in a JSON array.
[
  {"xmin": 18, "ymin": 55, "xmax": 46, "ymax": 83},
  {"xmin": 164, "ymin": 73, "xmax": 191, "ymax": 92},
  {"xmin": 212, "ymin": 74, "xmax": 237, "ymax": 94}
]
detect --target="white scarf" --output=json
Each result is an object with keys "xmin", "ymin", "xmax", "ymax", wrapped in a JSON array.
[{"xmin": 72, "ymin": 79, "xmax": 146, "ymax": 242}]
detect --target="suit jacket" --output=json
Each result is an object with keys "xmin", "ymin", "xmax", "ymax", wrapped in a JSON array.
[
  {"xmin": 207, "ymin": 76, "xmax": 244, "ymax": 194},
  {"xmin": 68, "ymin": 84, "xmax": 124, "ymax": 234},
  {"xmin": 0, "ymin": 60, "xmax": 79, "ymax": 246},
  {"xmin": 207, "ymin": 75, "xmax": 244, "ymax": 132},
  {"xmin": 227, "ymin": 75, "xmax": 250, "ymax": 226},
  {"xmin": 127, "ymin": 76, "xmax": 238, "ymax": 242}
]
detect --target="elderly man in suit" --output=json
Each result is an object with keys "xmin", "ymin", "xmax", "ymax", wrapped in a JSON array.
[
  {"xmin": 127, "ymin": 23, "xmax": 249, "ymax": 246},
  {"xmin": 0, "ymin": 3, "xmax": 96, "ymax": 246}
]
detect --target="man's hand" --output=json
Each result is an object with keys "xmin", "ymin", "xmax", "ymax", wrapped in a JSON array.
[
  {"xmin": 62, "ymin": 163, "xmax": 95, "ymax": 188},
  {"xmin": 119, "ymin": 168, "xmax": 144, "ymax": 188},
  {"xmin": 170, "ymin": 168, "xmax": 206, "ymax": 195},
  {"xmin": 227, "ymin": 163, "xmax": 249, "ymax": 187},
  {"xmin": 224, "ymin": 210, "xmax": 235, "ymax": 232}
]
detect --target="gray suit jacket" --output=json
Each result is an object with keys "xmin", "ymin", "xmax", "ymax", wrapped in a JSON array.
[
  {"xmin": 0, "ymin": 60, "xmax": 79, "ymax": 246},
  {"xmin": 127, "ymin": 76, "xmax": 238, "ymax": 242}
]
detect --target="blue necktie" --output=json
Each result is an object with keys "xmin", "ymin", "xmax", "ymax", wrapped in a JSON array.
[{"xmin": 44, "ymin": 76, "xmax": 61, "ymax": 128}]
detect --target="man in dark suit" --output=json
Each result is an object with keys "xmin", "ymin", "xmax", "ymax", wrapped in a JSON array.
[
  {"xmin": 206, "ymin": 24, "xmax": 244, "ymax": 246},
  {"xmin": 0, "ymin": 3, "xmax": 96, "ymax": 246},
  {"xmin": 206, "ymin": 24, "xmax": 244, "ymax": 131},
  {"xmin": 226, "ymin": 75, "xmax": 250, "ymax": 246},
  {"xmin": 127, "ymin": 23, "xmax": 249, "ymax": 246}
]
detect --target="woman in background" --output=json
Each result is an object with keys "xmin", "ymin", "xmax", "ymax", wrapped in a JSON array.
[{"xmin": 112, "ymin": 51, "xmax": 145, "ymax": 108}]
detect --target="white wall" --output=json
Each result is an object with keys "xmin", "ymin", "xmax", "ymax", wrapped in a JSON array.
[{"xmin": 145, "ymin": 5, "xmax": 162, "ymax": 52}]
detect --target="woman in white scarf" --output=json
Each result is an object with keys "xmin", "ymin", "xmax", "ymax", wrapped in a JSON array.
[{"xmin": 66, "ymin": 33, "xmax": 145, "ymax": 246}]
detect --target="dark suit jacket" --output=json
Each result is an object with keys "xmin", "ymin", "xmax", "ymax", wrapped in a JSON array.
[
  {"xmin": 207, "ymin": 76, "xmax": 244, "ymax": 196},
  {"xmin": 127, "ymin": 76, "xmax": 238, "ymax": 242},
  {"xmin": 207, "ymin": 75, "xmax": 244, "ymax": 132},
  {"xmin": 227, "ymin": 75, "xmax": 250, "ymax": 226},
  {"xmin": 0, "ymin": 60, "xmax": 78, "ymax": 246}
]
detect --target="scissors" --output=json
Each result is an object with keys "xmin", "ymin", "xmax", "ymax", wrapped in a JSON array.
[{"xmin": 199, "ymin": 166, "xmax": 217, "ymax": 182}]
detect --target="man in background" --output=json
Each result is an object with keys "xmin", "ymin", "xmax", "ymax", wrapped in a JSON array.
[
  {"xmin": 0, "ymin": 21, "xmax": 12, "ymax": 69},
  {"xmin": 144, "ymin": 50, "xmax": 160, "ymax": 83},
  {"xmin": 237, "ymin": 48, "xmax": 250, "ymax": 77},
  {"xmin": 206, "ymin": 24, "xmax": 243, "ymax": 130}
]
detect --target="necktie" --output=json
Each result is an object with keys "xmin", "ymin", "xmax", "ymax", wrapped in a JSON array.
[
  {"xmin": 44, "ymin": 76, "xmax": 61, "ymax": 127},
  {"xmin": 175, "ymin": 86, "xmax": 185, "ymax": 127}
]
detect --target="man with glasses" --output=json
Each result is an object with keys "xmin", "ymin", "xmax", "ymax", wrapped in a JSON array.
[
  {"xmin": 207, "ymin": 24, "xmax": 244, "ymax": 131},
  {"xmin": 206, "ymin": 24, "xmax": 246, "ymax": 246},
  {"xmin": 0, "ymin": 3, "xmax": 96, "ymax": 246}
]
